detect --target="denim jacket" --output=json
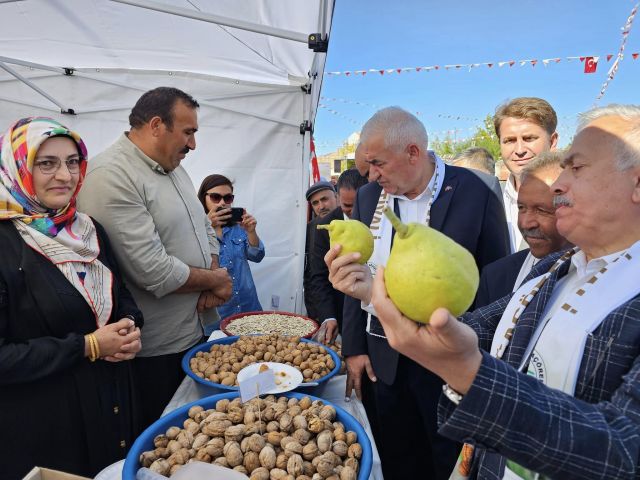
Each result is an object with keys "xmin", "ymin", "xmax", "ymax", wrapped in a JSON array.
[{"xmin": 217, "ymin": 224, "xmax": 265, "ymax": 321}]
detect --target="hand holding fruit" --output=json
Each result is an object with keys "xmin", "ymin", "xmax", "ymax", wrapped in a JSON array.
[{"xmin": 324, "ymin": 245, "xmax": 373, "ymax": 303}]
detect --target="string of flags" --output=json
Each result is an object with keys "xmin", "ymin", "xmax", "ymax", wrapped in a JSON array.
[
  {"xmin": 596, "ymin": 1, "xmax": 639, "ymax": 101},
  {"xmin": 324, "ymin": 53, "xmax": 639, "ymax": 78}
]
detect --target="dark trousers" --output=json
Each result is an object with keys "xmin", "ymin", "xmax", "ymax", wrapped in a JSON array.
[
  {"xmin": 132, "ymin": 340, "xmax": 203, "ymax": 435},
  {"xmin": 373, "ymin": 354, "xmax": 461, "ymax": 480}
]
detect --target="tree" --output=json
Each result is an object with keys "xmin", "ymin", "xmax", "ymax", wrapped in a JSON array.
[{"xmin": 431, "ymin": 114, "xmax": 501, "ymax": 160}]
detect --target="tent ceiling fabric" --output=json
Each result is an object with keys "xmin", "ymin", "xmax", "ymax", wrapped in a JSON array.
[
  {"xmin": 0, "ymin": 0, "xmax": 333, "ymax": 315},
  {"xmin": 0, "ymin": 0, "xmax": 325, "ymax": 84}
]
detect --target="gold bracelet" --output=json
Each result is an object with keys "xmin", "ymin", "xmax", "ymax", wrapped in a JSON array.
[
  {"xmin": 92, "ymin": 333, "xmax": 101, "ymax": 360},
  {"xmin": 86, "ymin": 334, "xmax": 95, "ymax": 362},
  {"xmin": 87, "ymin": 333, "xmax": 99, "ymax": 362}
]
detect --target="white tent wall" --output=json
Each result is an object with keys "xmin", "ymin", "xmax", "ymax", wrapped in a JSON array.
[{"xmin": 0, "ymin": 0, "xmax": 333, "ymax": 315}]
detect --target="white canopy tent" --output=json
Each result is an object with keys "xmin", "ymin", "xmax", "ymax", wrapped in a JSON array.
[{"xmin": 0, "ymin": 0, "xmax": 333, "ymax": 313}]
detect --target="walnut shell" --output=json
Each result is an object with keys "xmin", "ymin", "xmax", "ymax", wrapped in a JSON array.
[
  {"xmin": 188, "ymin": 405, "xmax": 204, "ymax": 419},
  {"xmin": 248, "ymin": 433, "xmax": 266, "ymax": 453},
  {"xmin": 167, "ymin": 439, "xmax": 182, "ymax": 454},
  {"xmin": 153, "ymin": 434, "xmax": 168, "ymax": 449},
  {"xmin": 225, "ymin": 424, "xmax": 247, "ymax": 443},
  {"xmin": 287, "ymin": 453, "xmax": 304, "ymax": 476},
  {"xmin": 332, "ymin": 440, "xmax": 348, "ymax": 458},
  {"xmin": 339, "ymin": 466, "xmax": 356, "ymax": 480},
  {"xmin": 194, "ymin": 449, "xmax": 212, "ymax": 463},
  {"xmin": 298, "ymin": 396, "xmax": 312, "ymax": 410},
  {"xmin": 302, "ymin": 442, "xmax": 319, "ymax": 461},
  {"xmin": 259, "ymin": 445, "xmax": 277, "ymax": 469},
  {"xmin": 347, "ymin": 443, "xmax": 362, "ymax": 459},
  {"xmin": 202, "ymin": 419, "xmax": 232, "ymax": 437},
  {"xmin": 279, "ymin": 413, "xmax": 294, "ymax": 433},
  {"xmin": 316, "ymin": 452, "xmax": 337, "ymax": 477},
  {"xmin": 234, "ymin": 465, "xmax": 249, "ymax": 475},
  {"xmin": 266, "ymin": 420, "xmax": 280, "ymax": 432},
  {"xmin": 266, "ymin": 431, "xmax": 285, "ymax": 446},
  {"xmin": 333, "ymin": 428, "xmax": 346, "ymax": 443},
  {"xmin": 192, "ymin": 433, "xmax": 210, "ymax": 450},
  {"xmin": 307, "ymin": 416, "xmax": 324, "ymax": 433},
  {"xmin": 139, "ymin": 451, "xmax": 157, "ymax": 468},
  {"xmin": 343, "ymin": 457, "xmax": 358, "ymax": 472},
  {"xmin": 166, "ymin": 426, "xmax": 181, "ymax": 440},
  {"xmin": 244, "ymin": 409, "xmax": 257, "ymax": 425},
  {"xmin": 293, "ymin": 415, "xmax": 308, "ymax": 431},
  {"xmin": 345, "ymin": 431, "xmax": 357, "ymax": 446},
  {"xmin": 244, "ymin": 450, "xmax": 261, "ymax": 474},
  {"xmin": 213, "ymin": 456, "xmax": 229, "ymax": 467},
  {"xmin": 250, "ymin": 466, "xmax": 270, "ymax": 480},
  {"xmin": 204, "ymin": 437, "xmax": 225, "ymax": 458},
  {"xmin": 216, "ymin": 398, "xmax": 230, "ymax": 412},
  {"xmin": 270, "ymin": 468, "xmax": 288, "ymax": 480},
  {"xmin": 276, "ymin": 452, "xmax": 288, "ymax": 469},
  {"xmin": 292, "ymin": 428, "xmax": 311, "ymax": 446},
  {"xmin": 284, "ymin": 440, "xmax": 303, "ymax": 457},
  {"xmin": 317, "ymin": 431, "xmax": 333, "ymax": 454},
  {"xmin": 228, "ymin": 406, "xmax": 245, "ymax": 423},
  {"xmin": 280, "ymin": 435, "xmax": 296, "ymax": 450},
  {"xmin": 224, "ymin": 442, "xmax": 244, "ymax": 467},
  {"xmin": 303, "ymin": 460, "xmax": 316, "ymax": 476}
]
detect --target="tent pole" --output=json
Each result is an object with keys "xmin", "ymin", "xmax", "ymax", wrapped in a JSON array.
[
  {"xmin": 0, "ymin": 61, "xmax": 72, "ymax": 113},
  {"xmin": 110, "ymin": 0, "xmax": 308, "ymax": 43}
]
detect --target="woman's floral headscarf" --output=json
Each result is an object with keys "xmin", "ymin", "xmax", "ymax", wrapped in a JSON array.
[{"xmin": 0, "ymin": 117, "xmax": 88, "ymax": 237}]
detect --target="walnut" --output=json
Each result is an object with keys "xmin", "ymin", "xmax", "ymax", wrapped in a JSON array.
[
  {"xmin": 176, "ymin": 430, "xmax": 193, "ymax": 448},
  {"xmin": 292, "ymin": 428, "xmax": 311, "ymax": 446},
  {"xmin": 169, "ymin": 464, "xmax": 182, "ymax": 476},
  {"xmin": 216, "ymin": 398, "xmax": 230, "ymax": 412},
  {"xmin": 167, "ymin": 448, "xmax": 189, "ymax": 467},
  {"xmin": 302, "ymin": 441, "xmax": 319, "ymax": 461},
  {"xmin": 246, "ymin": 420, "xmax": 267, "ymax": 435},
  {"xmin": 224, "ymin": 442, "xmax": 244, "ymax": 467},
  {"xmin": 316, "ymin": 431, "xmax": 333, "ymax": 453},
  {"xmin": 244, "ymin": 450, "xmax": 261, "ymax": 474},
  {"xmin": 228, "ymin": 406, "xmax": 245, "ymax": 423},
  {"xmin": 288, "ymin": 405, "xmax": 303, "ymax": 417},
  {"xmin": 287, "ymin": 454, "xmax": 304, "ymax": 476},
  {"xmin": 339, "ymin": 466, "xmax": 356, "ymax": 480},
  {"xmin": 244, "ymin": 409, "xmax": 257, "ymax": 425},
  {"xmin": 293, "ymin": 415, "xmax": 308, "ymax": 431},
  {"xmin": 192, "ymin": 433, "xmax": 210, "ymax": 450},
  {"xmin": 248, "ymin": 433, "xmax": 266, "ymax": 453},
  {"xmin": 333, "ymin": 428, "xmax": 346, "ymax": 443},
  {"xmin": 280, "ymin": 436, "xmax": 296, "ymax": 450},
  {"xmin": 343, "ymin": 457, "xmax": 358, "ymax": 472},
  {"xmin": 250, "ymin": 466, "xmax": 270, "ymax": 480},
  {"xmin": 347, "ymin": 443, "xmax": 362, "ymax": 459},
  {"xmin": 332, "ymin": 441, "xmax": 348, "ymax": 458},
  {"xmin": 259, "ymin": 445, "xmax": 277, "ymax": 469},
  {"xmin": 266, "ymin": 420, "xmax": 280, "ymax": 432},
  {"xmin": 204, "ymin": 437, "xmax": 225, "ymax": 458},
  {"xmin": 213, "ymin": 456, "xmax": 229, "ymax": 468},
  {"xmin": 234, "ymin": 465, "xmax": 249, "ymax": 475},
  {"xmin": 202, "ymin": 419, "xmax": 232, "ymax": 437},
  {"xmin": 303, "ymin": 460, "xmax": 316, "ymax": 476},
  {"xmin": 316, "ymin": 452, "xmax": 337, "ymax": 478},
  {"xmin": 345, "ymin": 431, "xmax": 357, "ymax": 446},
  {"xmin": 203, "ymin": 411, "xmax": 228, "ymax": 423},
  {"xmin": 153, "ymin": 447, "xmax": 169, "ymax": 458},
  {"xmin": 298, "ymin": 396, "xmax": 312, "ymax": 410},
  {"xmin": 139, "ymin": 451, "xmax": 157, "ymax": 468},
  {"xmin": 266, "ymin": 431, "xmax": 285, "ymax": 446},
  {"xmin": 279, "ymin": 413, "xmax": 294, "ymax": 433},
  {"xmin": 188, "ymin": 405, "xmax": 204, "ymax": 419},
  {"xmin": 153, "ymin": 434, "xmax": 169, "ymax": 449},
  {"xmin": 269, "ymin": 468, "xmax": 288, "ymax": 480},
  {"xmin": 194, "ymin": 448, "xmax": 211, "ymax": 463},
  {"xmin": 284, "ymin": 440, "xmax": 303, "ymax": 457},
  {"xmin": 276, "ymin": 452, "xmax": 289, "ymax": 469},
  {"xmin": 308, "ymin": 416, "xmax": 324, "ymax": 433},
  {"xmin": 165, "ymin": 426, "xmax": 181, "ymax": 440},
  {"xmin": 225, "ymin": 424, "xmax": 247, "ymax": 443}
]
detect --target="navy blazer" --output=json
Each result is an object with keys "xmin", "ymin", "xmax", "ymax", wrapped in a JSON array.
[
  {"xmin": 342, "ymin": 164, "xmax": 511, "ymax": 384},
  {"xmin": 475, "ymin": 249, "xmax": 530, "ymax": 308},
  {"xmin": 439, "ymin": 252, "xmax": 640, "ymax": 479},
  {"xmin": 309, "ymin": 206, "xmax": 346, "ymax": 327}
]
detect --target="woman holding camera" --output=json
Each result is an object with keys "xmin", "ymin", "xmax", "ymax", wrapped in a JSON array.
[{"xmin": 198, "ymin": 174, "xmax": 265, "ymax": 332}]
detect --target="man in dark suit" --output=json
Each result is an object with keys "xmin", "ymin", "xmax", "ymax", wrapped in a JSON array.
[
  {"xmin": 475, "ymin": 151, "xmax": 572, "ymax": 307},
  {"xmin": 370, "ymin": 105, "xmax": 640, "ymax": 479},
  {"xmin": 451, "ymin": 147, "xmax": 504, "ymax": 205},
  {"xmin": 325, "ymin": 107, "xmax": 510, "ymax": 479},
  {"xmin": 309, "ymin": 168, "xmax": 368, "ymax": 344}
]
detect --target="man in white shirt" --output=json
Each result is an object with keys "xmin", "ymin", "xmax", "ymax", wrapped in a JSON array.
[
  {"xmin": 495, "ymin": 97, "xmax": 559, "ymax": 252},
  {"xmin": 475, "ymin": 151, "xmax": 572, "ymax": 307},
  {"xmin": 369, "ymin": 104, "xmax": 640, "ymax": 479}
]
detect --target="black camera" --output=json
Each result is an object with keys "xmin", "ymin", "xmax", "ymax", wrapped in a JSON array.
[{"xmin": 217, "ymin": 207, "xmax": 244, "ymax": 226}]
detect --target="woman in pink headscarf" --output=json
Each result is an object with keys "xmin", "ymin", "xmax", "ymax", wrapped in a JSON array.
[{"xmin": 0, "ymin": 117, "xmax": 143, "ymax": 479}]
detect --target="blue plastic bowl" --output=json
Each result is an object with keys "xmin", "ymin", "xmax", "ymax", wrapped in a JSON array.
[
  {"xmin": 123, "ymin": 391, "xmax": 372, "ymax": 480},
  {"xmin": 182, "ymin": 336, "xmax": 342, "ymax": 395}
]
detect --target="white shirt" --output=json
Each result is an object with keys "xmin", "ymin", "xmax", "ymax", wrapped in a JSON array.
[
  {"xmin": 502, "ymin": 174, "xmax": 524, "ymax": 254},
  {"xmin": 512, "ymin": 251, "xmax": 539, "ymax": 292}
]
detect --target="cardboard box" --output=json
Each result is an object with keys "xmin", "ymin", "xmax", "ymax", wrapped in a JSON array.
[{"xmin": 22, "ymin": 467, "xmax": 91, "ymax": 480}]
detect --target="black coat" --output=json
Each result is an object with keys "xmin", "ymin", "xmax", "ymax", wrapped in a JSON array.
[
  {"xmin": 0, "ymin": 220, "xmax": 143, "ymax": 480},
  {"xmin": 342, "ymin": 164, "xmax": 511, "ymax": 384},
  {"xmin": 309, "ymin": 206, "xmax": 346, "ymax": 328},
  {"xmin": 475, "ymin": 248, "xmax": 530, "ymax": 308}
]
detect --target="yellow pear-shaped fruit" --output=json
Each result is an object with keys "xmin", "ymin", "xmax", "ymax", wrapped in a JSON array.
[
  {"xmin": 317, "ymin": 219, "xmax": 374, "ymax": 265},
  {"xmin": 383, "ymin": 208, "xmax": 479, "ymax": 323}
]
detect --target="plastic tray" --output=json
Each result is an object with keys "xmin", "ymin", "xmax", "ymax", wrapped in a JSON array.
[
  {"xmin": 220, "ymin": 311, "xmax": 319, "ymax": 339},
  {"xmin": 123, "ymin": 391, "xmax": 372, "ymax": 480},
  {"xmin": 182, "ymin": 336, "xmax": 342, "ymax": 396}
]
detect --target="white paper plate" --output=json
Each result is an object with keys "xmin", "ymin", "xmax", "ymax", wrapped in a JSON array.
[{"xmin": 236, "ymin": 362, "xmax": 303, "ymax": 393}]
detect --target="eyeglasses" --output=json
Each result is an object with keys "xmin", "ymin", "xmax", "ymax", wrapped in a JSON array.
[
  {"xmin": 206, "ymin": 193, "xmax": 234, "ymax": 203},
  {"xmin": 34, "ymin": 156, "xmax": 83, "ymax": 175}
]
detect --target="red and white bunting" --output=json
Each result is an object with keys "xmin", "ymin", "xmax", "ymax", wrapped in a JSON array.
[{"xmin": 324, "ymin": 51, "xmax": 639, "ymax": 77}]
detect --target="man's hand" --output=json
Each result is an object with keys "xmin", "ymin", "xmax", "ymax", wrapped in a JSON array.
[
  {"xmin": 325, "ymin": 245, "xmax": 373, "ymax": 303},
  {"xmin": 345, "ymin": 354, "xmax": 376, "ymax": 401},
  {"xmin": 323, "ymin": 319, "xmax": 338, "ymax": 344},
  {"xmin": 371, "ymin": 266, "xmax": 482, "ymax": 394},
  {"xmin": 210, "ymin": 268, "xmax": 232, "ymax": 302},
  {"xmin": 197, "ymin": 290, "xmax": 227, "ymax": 312}
]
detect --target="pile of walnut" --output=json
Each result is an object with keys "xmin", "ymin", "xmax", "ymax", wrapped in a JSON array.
[
  {"xmin": 189, "ymin": 335, "xmax": 337, "ymax": 386},
  {"xmin": 141, "ymin": 395, "xmax": 362, "ymax": 480},
  {"xmin": 325, "ymin": 343, "xmax": 346, "ymax": 375}
]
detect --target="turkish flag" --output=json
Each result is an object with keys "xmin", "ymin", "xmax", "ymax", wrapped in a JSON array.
[
  {"xmin": 584, "ymin": 56, "xmax": 598, "ymax": 73},
  {"xmin": 310, "ymin": 136, "xmax": 320, "ymax": 184}
]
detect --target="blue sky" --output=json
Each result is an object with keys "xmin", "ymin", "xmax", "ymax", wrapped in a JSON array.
[{"xmin": 314, "ymin": 0, "xmax": 640, "ymax": 155}]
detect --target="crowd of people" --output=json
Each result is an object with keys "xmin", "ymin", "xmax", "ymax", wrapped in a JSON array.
[{"xmin": 2, "ymin": 86, "xmax": 639, "ymax": 480}]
